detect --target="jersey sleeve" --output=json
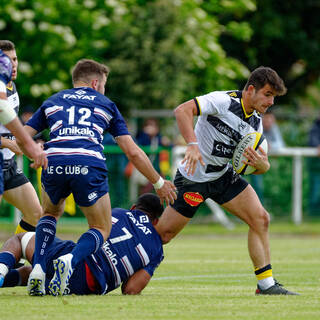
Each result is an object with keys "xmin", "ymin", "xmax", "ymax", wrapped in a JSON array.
[
  {"xmin": 108, "ymin": 105, "xmax": 129, "ymax": 138},
  {"xmin": 143, "ymin": 247, "xmax": 164, "ymax": 277},
  {"xmin": 195, "ymin": 91, "xmax": 231, "ymax": 116},
  {"xmin": 26, "ymin": 104, "xmax": 48, "ymax": 132}
]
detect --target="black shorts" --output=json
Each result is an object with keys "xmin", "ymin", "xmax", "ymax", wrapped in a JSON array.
[
  {"xmin": 171, "ymin": 168, "xmax": 248, "ymax": 218},
  {"xmin": 3, "ymin": 158, "xmax": 29, "ymax": 191}
]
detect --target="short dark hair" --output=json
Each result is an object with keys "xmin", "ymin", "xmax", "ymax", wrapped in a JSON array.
[
  {"xmin": 0, "ymin": 40, "xmax": 15, "ymax": 51},
  {"xmin": 135, "ymin": 193, "xmax": 164, "ymax": 221},
  {"xmin": 244, "ymin": 66, "xmax": 287, "ymax": 96},
  {"xmin": 72, "ymin": 59, "xmax": 109, "ymax": 85}
]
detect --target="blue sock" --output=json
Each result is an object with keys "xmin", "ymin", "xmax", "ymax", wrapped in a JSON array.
[
  {"xmin": 3, "ymin": 269, "xmax": 20, "ymax": 287},
  {"xmin": 33, "ymin": 216, "xmax": 57, "ymax": 272},
  {"xmin": 70, "ymin": 229, "xmax": 104, "ymax": 268},
  {"xmin": 0, "ymin": 252, "xmax": 16, "ymax": 269}
]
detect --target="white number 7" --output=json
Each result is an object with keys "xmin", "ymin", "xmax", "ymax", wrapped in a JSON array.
[{"xmin": 109, "ymin": 227, "xmax": 132, "ymax": 244}]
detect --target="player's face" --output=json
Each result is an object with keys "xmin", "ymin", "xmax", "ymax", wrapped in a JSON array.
[
  {"xmin": 250, "ymin": 84, "xmax": 276, "ymax": 114},
  {"xmin": 3, "ymin": 49, "xmax": 18, "ymax": 81},
  {"xmin": 96, "ymin": 74, "xmax": 107, "ymax": 95}
]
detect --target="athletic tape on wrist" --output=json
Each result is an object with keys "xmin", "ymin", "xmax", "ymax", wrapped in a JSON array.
[{"xmin": 153, "ymin": 176, "xmax": 164, "ymax": 189}]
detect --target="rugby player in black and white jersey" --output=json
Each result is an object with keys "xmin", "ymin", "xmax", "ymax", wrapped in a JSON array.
[
  {"xmin": 0, "ymin": 40, "xmax": 45, "ymax": 236},
  {"xmin": 0, "ymin": 47, "xmax": 47, "ymax": 207},
  {"xmin": 156, "ymin": 66, "xmax": 299, "ymax": 295}
]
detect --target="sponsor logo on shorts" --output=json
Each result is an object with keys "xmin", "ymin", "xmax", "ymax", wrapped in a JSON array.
[
  {"xmin": 46, "ymin": 165, "xmax": 89, "ymax": 175},
  {"xmin": 183, "ymin": 192, "xmax": 204, "ymax": 207},
  {"xmin": 88, "ymin": 192, "xmax": 98, "ymax": 201}
]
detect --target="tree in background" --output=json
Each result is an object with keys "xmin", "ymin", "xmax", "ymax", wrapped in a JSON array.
[
  {"xmin": 212, "ymin": 0, "xmax": 320, "ymax": 107},
  {"xmin": 0, "ymin": 0, "xmax": 252, "ymax": 115},
  {"xmin": 1, "ymin": 0, "xmax": 319, "ymax": 116}
]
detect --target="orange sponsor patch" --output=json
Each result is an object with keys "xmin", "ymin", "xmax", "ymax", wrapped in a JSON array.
[{"xmin": 183, "ymin": 192, "xmax": 204, "ymax": 207}]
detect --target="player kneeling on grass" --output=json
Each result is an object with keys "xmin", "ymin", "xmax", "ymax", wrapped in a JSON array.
[{"xmin": 0, "ymin": 193, "xmax": 164, "ymax": 295}]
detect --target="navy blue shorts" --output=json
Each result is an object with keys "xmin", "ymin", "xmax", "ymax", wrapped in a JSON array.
[
  {"xmin": 3, "ymin": 159, "xmax": 29, "ymax": 191},
  {"xmin": 42, "ymin": 164, "xmax": 109, "ymax": 206},
  {"xmin": 171, "ymin": 168, "xmax": 248, "ymax": 218},
  {"xmin": 42, "ymin": 237, "xmax": 93, "ymax": 295}
]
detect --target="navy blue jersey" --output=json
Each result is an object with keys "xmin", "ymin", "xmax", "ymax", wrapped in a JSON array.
[
  {"xmin": 85, "ymin": 208, "xmax": 164, "ymax": 294},
  {"xmin": 26, "ymin": 87, "xmax": 129, "ymax": 168}
]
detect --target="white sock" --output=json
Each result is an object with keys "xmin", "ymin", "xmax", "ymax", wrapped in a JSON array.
[
  {"xmin": 0, "ymin": 263, "xmax": 9, "ymax": 277},
  {"xmin": 258, "ymin": 276, "xmax": 275, "ymax": 290}
]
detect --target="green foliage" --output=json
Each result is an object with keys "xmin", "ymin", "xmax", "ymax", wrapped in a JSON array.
[
  {"xmin": 217, "ymin": 0, "xmax": 320, "ymax": 106},
  {"xmin": 0, "ymin": 0, "xmax": 253, "ymax": 114}
]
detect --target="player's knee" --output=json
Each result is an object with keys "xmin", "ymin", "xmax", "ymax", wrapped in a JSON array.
[
  {"xmin": 33, "ymin": 210, "xmax": 42, "ymax": 222},
  {"xmin": 252, "ymin": 208, "xmax": 270, "ymax": 231}
]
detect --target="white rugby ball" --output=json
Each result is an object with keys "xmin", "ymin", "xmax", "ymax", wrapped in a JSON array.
[{"xmin": 232, "ymin": 132, "xmax": 268, "ymax": 175}]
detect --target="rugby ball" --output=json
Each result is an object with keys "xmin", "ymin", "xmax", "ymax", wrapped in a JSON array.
[{"xmin": 232, "ymin": 132, "xmax": 268, "ymax": 175}]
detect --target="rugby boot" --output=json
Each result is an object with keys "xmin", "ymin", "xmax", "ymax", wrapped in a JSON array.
[
  {"xmin": 48, "ymin": 253, "xmax": 73, "ymax": 296},
  {"xmin": 255, "ymin": 280, "xmax": 299, "ymax": 295},
  {"xmin": 27, "ymin": 264, "xmax": 46, "ymax": 296}
]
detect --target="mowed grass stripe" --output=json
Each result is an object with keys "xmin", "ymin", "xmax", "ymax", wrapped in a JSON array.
[{"xmin": 0, "ymin": 227, "xmax": 319, "ymax": 320}]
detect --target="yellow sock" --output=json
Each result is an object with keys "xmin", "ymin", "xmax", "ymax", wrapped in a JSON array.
[
  {"xmin": 254, "ymin": 264, "xmax": 273, "ymax": 280},
  {"xmin": 15, "ymin": 220, "xmax": 36, "ymax": 234}
]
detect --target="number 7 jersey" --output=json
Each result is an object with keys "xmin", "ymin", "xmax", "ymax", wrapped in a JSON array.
[
  {"xmin": 26, "ymin": 87, "xmax": 129, "ymax": 169},
  {"xmin": 85, "ymin": 208, "xmax": 164, "ymax": 294}
]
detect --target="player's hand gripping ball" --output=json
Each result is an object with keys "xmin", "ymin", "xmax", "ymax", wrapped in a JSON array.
[{"xmin": 232, "ymin": 132, "xmax": 268, "ymax": 175}]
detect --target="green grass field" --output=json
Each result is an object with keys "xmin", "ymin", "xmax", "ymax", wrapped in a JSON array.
[{"xmin": 0, "ymin": 222, "xmax": 319, "ymax": 320}]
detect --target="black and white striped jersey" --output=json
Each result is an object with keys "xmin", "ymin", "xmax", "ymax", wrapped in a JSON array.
[
  {"xmin": 0, "ymin": 82, "xmax": 19, "ymax": 160},
  {"xmin": 178, "ymin": 90, "xmax": 263, "ymax": 183}
]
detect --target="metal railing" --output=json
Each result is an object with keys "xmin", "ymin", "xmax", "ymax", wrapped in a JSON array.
[{"xmin": 268, "ymin": 147, "xmax": 318, "ymax": 224}]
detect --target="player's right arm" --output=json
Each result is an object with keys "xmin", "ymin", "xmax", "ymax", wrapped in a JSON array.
[
  {"xmin": 121, "ymin": 269, "xmax": 151, "ymax": 295},
  {"xmin": 174, "ymin": 99, "xmax": 205, "ymax": 176}
]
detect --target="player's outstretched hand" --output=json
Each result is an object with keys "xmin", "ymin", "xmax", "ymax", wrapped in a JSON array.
[{"xmin": 155, "ymin": 180, "xmax": 177, "ymax": 205}]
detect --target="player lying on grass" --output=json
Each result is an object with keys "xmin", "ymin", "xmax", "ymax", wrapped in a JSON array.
[{"xmin": 0, "ymin": 193, "xmax": 164, "ymax": 295}]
